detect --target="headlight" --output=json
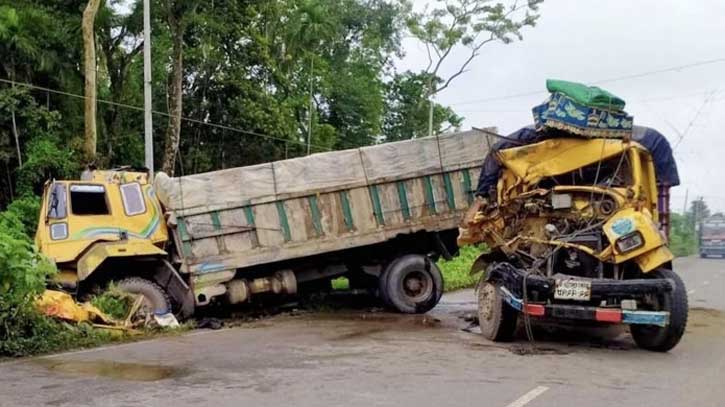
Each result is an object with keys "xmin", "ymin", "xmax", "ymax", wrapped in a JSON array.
[
  {"xmin": 616, "ymin": 231, "xmax": 644, "ymax": 253},
  {"xmin": 50, "ymin": 222, "xmax": 68, "ymax": 240}
]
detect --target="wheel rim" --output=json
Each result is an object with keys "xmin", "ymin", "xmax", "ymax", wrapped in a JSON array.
[
  {"xmin": 402, "ymin": 270, "xmax": 433, "ymax": 302},
  {"xmin": 479, "ymin": 282, "xmax": 496, "ymax": 323}
]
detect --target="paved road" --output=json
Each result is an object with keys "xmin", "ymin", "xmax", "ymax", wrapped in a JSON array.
[{"xmin": 1, "ymin": 257, "xmax": 724, "ymax": 407}]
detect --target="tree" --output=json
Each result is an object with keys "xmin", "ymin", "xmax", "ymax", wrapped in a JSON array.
[
  {"xmin": 383, "ymin": 71, "xmax": 463, "ymax": 141},
  {"xmin": 82, "ymin": 0, "xmax": 102, "ymax": 162},
  {"xmin": 404, "ymin": 0, "xmax": 541, "ymax": 137},
  {"xmin": 688, "ymin": 197, "xmax": 711, "ymax": 227},
  {"xmin": 160, "ymin": 0, "xmax": 200, "ymax": 176}
]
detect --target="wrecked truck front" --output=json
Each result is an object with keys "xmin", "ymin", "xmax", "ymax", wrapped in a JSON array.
[{"xmin": 460, "ymin": 137, "xmax": 682, "ymax": 340}]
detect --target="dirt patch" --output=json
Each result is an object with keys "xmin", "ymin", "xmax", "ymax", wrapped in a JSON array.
[
  {"xmin": 686, "ymin": 307, "xmax": 725, "ymax": 336},
  {"xmin": 32, "ymin": 359, "xmax": 188, "ymax": 381}
]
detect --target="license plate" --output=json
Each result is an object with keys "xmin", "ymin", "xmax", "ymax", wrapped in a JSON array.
[{"xmin": 554, "ymin": 279, "xmax": 592, "ymax": 301}]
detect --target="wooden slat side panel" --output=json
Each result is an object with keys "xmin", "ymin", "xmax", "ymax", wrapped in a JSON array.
[
  {"xmin": 348, "ymin": 186, "xmax": 377, "ymax": 232},
  {"xmin": 254, "ymin": 203, "xmax": 285, "ymax": 247},
  {"xmin": 285, "ymin": 198, "xmax": 315, "ymax": 242},
  {"xmin": 429, "ymin": 174, "xmax": 450, "ymax": 214},
  {"xmin": 377, "ymin": 183, "xmax": 405, "ymax": 227},
  {"xmin": 218, "ymin": 208, "xmax": 256, "ymax": 253}
]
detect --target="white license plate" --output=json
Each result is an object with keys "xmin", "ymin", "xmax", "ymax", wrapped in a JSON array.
[{"xmin": 554, "ymin": 279, "xmax": 592, "ymax": 301}]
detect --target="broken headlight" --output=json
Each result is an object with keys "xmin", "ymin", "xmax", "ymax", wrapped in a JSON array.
[{"xmin": 615, "ymin": 231, "xmax": 644, "ymax": 253}]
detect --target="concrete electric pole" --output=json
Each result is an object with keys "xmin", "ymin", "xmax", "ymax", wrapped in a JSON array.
[{"xmin": 143, "ymin": 0, "xmax": 154, "ymax": 174}]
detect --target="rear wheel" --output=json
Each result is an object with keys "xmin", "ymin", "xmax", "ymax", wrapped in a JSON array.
[
  {"xmin": 477, "ymin": 280, "xmax": 518, "ymax": 342},
  {"xmin": 630, "ymin": 268, "xmax": 688, "ymax": 352},
  {"xmin": 381, "ymin": 254, "xmax": 443, "ymax": 314},
  {"xmin": 115, "ymin": 277, "xmax": 171, "ymax": 324}
]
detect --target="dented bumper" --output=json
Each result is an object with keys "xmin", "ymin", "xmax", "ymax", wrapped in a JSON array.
[{"xmin": 499, "ymin": 286, "xmax": 670, "ymax": 327}]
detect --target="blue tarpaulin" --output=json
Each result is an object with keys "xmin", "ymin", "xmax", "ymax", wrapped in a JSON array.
[{"xmin": 475, "ymin": 125, "xmax": 680, "ymax": 197}]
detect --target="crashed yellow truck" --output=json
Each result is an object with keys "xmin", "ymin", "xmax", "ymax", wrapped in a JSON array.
[
  {"xmin": 458, "ymin": 81, "xmax": 686, "ymax": 352},
  {"xmin": 35, "ymin": 131, "xmax": 489, "ymax": 320}
]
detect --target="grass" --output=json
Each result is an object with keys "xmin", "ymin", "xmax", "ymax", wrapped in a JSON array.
[
  {"xmin": 438, "ymin": 245, "xmax": 485, "ymax": 292},
  {"xmin": 330, "ymin": 245, "xmax": 486, "ymax": 294}
]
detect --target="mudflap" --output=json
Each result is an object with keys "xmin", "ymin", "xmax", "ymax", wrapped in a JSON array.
[{"xmin": 154, "ymin": 259, "xmax": 195, "ymax": 319}]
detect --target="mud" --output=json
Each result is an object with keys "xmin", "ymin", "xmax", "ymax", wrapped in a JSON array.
[
  {"xmin": 686, "ymin": 307, "xmax": 725, "ymax": 336},
  {"xmin": 32, "ymin": 359, "xmax": 188, "ymax": 381}
]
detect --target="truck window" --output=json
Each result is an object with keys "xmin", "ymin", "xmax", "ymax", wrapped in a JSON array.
[
  {"xmin": 47, "ymin": 183, "xmax": 67, "ymax": 219},
  {"xmin": 70, "ymin": 185, "xmax": 110, "ymax": 215},
  {"xmin": 120, "ymin": 183, "xmax": 146, "ymax": 216}
]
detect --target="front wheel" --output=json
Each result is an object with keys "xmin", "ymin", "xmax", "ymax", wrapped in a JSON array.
[
  {"xmin": 115, "ymin": 277, "xmax": 172, "ymax": 324},
  {"xmin": 630, "ymin": 269, "xmax": 688, "ymax": 352},
  {"xmin": 477, "ymin": 280, "xmax": 518, "ymax": 342},
  {"xmin": 381, "ymin": 254, "xmax": 443, "ymax": 314}
]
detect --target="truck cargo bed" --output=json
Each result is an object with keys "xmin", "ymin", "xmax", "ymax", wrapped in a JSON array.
[{"xmin": 154, "ymin": 130, "xmax": 491, "ymax": 278}]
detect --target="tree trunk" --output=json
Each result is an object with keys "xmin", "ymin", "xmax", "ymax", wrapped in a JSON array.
[
  {"xmin": 82, "ymin": 0, "xmax": 101, "ymax": 162},
  {"xmin": 11, "ymin": 108, "xmax": 21, "ymax": 167},
  {"xmin": 162, "ymin": 23, "xmax": 184, "ymax": 176}
]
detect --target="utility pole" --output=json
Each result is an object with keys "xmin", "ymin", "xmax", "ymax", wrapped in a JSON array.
[
  {"xmin": 682, "ymin": 188, "xmax": 689, "ymax": 215},
  {"xmin": 143, "ymin": 0, "xmax": 154, "ymax": 174}
]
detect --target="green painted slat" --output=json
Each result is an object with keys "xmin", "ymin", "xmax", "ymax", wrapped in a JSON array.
[
  {"xmin": 176, "ymin": 217, "xmax": 193, "ymax": 256},
  {"xmin": 423, "ymin": 176, "xmax": 437, "ymax": 214},
  {"xmin": 210, "ymin": 211, "xmax": 222, "ymax": 230},
  {"xmin": 276, "ymin": 201, "xmax": 292, "ymax": 241},
  {"xmin": 369, "ymin": 185, "xmax": 385, "ymax": 226},
  {"xmin": 339, "ymin": 191, "xmax": 355, "ymax": 231},
  {"xmin": 396, "ymin": 181, "xmax": 411, "ymax": 220},
  {"xmin": 308, "ymin": 195, "xmax": 323, "ymax": 237},
  {"xmin": 243, "ymin": 206, "xmax": 256, "ymax": 226},
  {"xmin": 443, "ymin": 172, "xmax": 456, "ymax": 210},
  {"xmin": 462, "ymin": 170, "xmax": 474, "ymax": 205}
]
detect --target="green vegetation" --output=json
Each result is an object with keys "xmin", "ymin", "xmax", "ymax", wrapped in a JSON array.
[
  {"xmin": 670, "ymin": 212, "xmax": 698, "ymax": 257},
  {"xmin": 90, "ymin": 285, "xmax": 133, "ymax": 321},
  {"xmin": 439, "ymin": 245, "xmax": 484, "ymax": 291},
  {"xmin": 0, "ymin": 210, "xmax": 120, "ymax": 357}
]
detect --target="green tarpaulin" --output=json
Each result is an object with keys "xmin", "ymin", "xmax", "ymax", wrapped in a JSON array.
[{"xmin": 546, "ymin": 79, "xmax": 626, "ymax": 111}]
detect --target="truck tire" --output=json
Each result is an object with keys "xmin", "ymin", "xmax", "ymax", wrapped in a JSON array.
[
  {"xmin": 116, "ymin": 277, "xmax": 172, "ymax": 318},
  {"xmin": 381, "ymin": 254, "xmax": 443, "ymax": 314},
  {"xmin": 477, "ymin": 280, "xmax": 518, "ymax": 342},
  {"xmin": 630, "ymin": 268, "xmax": 688, "ymax": 352}
]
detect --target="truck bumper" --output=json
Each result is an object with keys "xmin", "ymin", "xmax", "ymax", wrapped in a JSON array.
[
  {"xmin": 700, "ymin": 247, "xmax": 725, "ymax": 256},
  {"xmin": 499, "ymin": 286, "xmax": 670, "ymax": 327}
]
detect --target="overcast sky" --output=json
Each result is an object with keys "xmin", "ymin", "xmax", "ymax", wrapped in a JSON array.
[{"xmin": 400, "ymin": 0, "xmax": 725, "ymax": 213}]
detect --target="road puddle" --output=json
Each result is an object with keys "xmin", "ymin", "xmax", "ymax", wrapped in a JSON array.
[{"xmin": 33, "ymin": 359, "xmax": 187, "ymax": 381}]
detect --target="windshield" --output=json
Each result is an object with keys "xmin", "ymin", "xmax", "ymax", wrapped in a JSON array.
[{"xmin": 702, "ymin": 222, "xmax": 725, "ymax": 236}]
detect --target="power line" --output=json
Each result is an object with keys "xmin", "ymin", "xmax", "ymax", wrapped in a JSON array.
[
  {"xmin": 0, "ymin": 77, "xmax": 343, "ymax": 153},
  {"xmin": 452, "ymin": 57, "xmax": 725, "ymax": 106}
]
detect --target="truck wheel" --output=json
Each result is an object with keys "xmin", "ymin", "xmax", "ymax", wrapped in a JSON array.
[
  {"xmin": 116, "ymin": 277, "xmax": 172, "ymax": 320},
  {"xmin": 477, "ymin": 280, "xmax": 518, "ymax": 342},
  {"xmin": 381, "ymin": 254, "xmax": 443, "ymax": 314},
  {"xmin": 630, "ymin": 269, "xmax": 688, "ymax": 352}
]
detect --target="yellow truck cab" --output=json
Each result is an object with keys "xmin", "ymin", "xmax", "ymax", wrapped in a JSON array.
[{"xmin": 36, "ymin": 168, "xmax": 194, "ymax": 318}]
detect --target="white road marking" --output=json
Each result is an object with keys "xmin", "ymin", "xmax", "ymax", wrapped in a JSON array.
[
  {"xmin": 504, "ymin": 386, "xmax": 550, "ymax": 407},
  {"xmin": 688, "ymin": 289, "xmax": 696, "ymax": 295}
]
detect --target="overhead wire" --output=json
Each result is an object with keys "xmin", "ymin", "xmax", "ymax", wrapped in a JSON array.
[
  {"xmin": 0, "ymin": 77, "xmax": 357, "ymax": 153},
  {"xmin": 452, "ymin": 57, "xmax": 725, "ymax": 107}
]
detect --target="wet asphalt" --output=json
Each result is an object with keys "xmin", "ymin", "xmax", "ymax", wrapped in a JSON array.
[{"xmin": 1, "ymin": 256, "xmax": 724, "ymax": 407}]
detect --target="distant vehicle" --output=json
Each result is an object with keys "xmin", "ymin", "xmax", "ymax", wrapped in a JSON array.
[
  {"xmin": 700, "ymin": 217, "xmax": 725, "ymax": 258},
  {"xmin": 34, "ymin": 131, "xmax": 488, "ymax": 319}
]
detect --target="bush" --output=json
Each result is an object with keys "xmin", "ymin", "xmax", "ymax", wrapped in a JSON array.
[
  {"xmin": 90, "ymin": 285, "xmax": 133, "ymax": 321},
  {"xmin": 0, "ymin": 195, "xmax": 40, "ymax": 241},
  {"xmin": 0, "ymin": 227, "xmax": 58, "ymax": 356},
  {"xmin": 439, "ymin": 245, "xmax": 487, "ymax": 292}
]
